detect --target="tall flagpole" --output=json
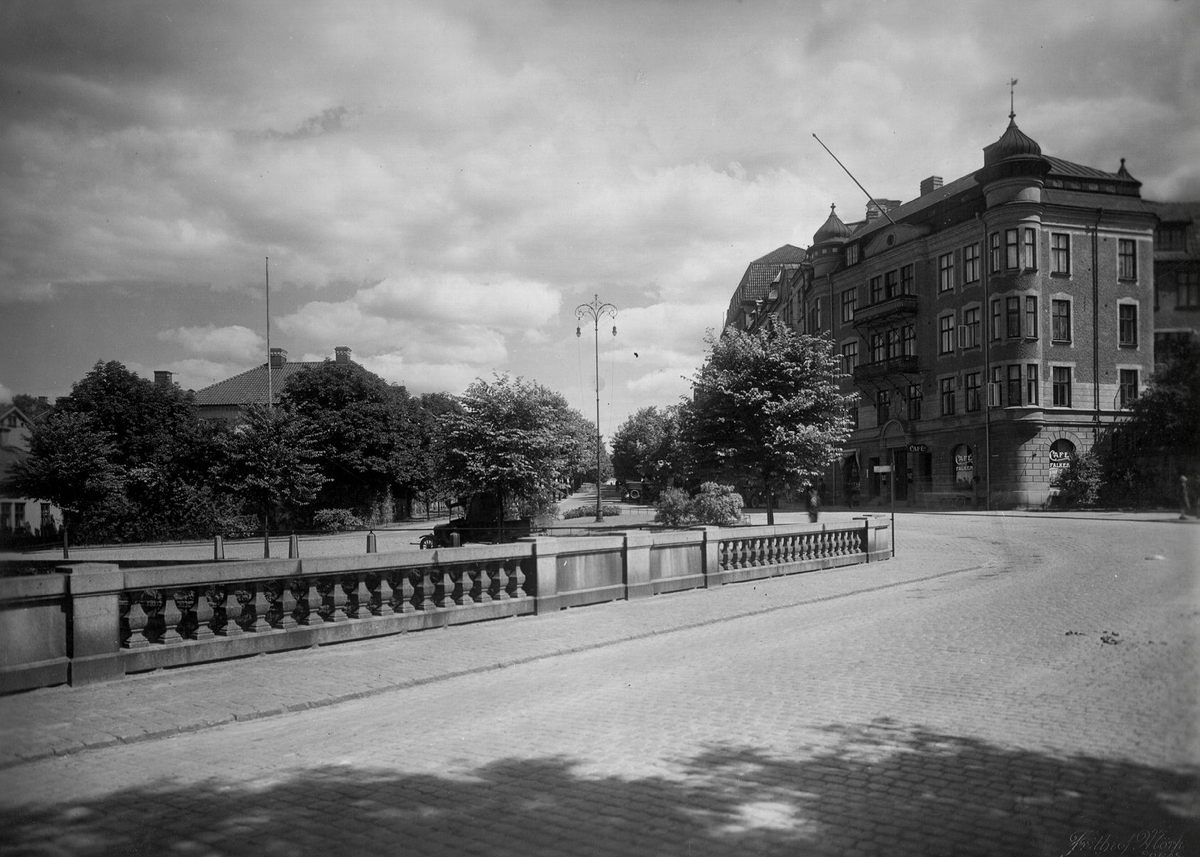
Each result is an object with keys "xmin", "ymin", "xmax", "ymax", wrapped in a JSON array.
[{"xmin": 265, "ymin": 256, "xmax": 273, "ymax": 410}]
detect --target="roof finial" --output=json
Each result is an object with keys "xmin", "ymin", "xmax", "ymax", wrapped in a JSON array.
[
  {"xmin": 1009, "ymin": 78, "xmax": 1018, "ymax": 121},
  {"xmin": 830, "ymin": 203, "xmax": 836, "ymax": 214}
]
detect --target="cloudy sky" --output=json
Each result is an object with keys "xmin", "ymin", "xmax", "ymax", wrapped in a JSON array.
[{"xmin": 2, "ymin": 0, "xmax": 1197, "ymax": 434}]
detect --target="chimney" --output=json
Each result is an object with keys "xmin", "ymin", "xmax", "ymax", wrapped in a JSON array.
[
  {"xmin": 865, "ymin": 198, "xmax": 902, "ymax": 222},
  {"xmin": 269, "ymin": 348, "xmax": 288, "ymax": 367},
  {"xmin": 154, "ymin": 371, "xmax": 173, "ymax": 388},
  {"xmin": 920, "ymin": 175, "xmax": 944, "ymax": 196},
  {"xmin": 334, "ymin": 346, "xmax": 352, "ymax": 364}
]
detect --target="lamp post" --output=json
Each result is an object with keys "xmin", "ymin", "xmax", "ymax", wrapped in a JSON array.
[{"xmin": 576, "ymin": 294, "xmax": 617, "ymax": 522}]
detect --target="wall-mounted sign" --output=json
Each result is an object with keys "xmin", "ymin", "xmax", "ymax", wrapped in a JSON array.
[
  {"xmin": 873, "ymin": 464, "xmax": 894, "ymax": 473},
  {"xmin": 953, "ymin": 444, "xmax": 974, "ymax": 485},
  {"xmin": 908, "ymin": 444, "xmax": 928, "ymax": 453}
]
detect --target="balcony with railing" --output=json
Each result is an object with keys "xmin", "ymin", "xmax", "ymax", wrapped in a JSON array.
[
  {"xmin": 853, "ymin": 355, "xmax": 920, "ymax": 384},
  {"xmin": 852, "ymin": 294, "xmax": 919, "ymax": 327}
]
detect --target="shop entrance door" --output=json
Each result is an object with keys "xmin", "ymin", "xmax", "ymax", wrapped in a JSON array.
[{"xmin": 890, "ymin": 448, "xmax": 908, "ymax": 501}]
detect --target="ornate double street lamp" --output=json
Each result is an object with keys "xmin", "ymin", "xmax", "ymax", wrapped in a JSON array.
[{"xmin": 576, "ymin": 294, "xmax": 617, "ymax": 522}]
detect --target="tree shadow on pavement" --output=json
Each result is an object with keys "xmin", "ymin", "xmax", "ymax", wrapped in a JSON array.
[{"xmin": 2, "ymin": 717, "xmax": 1195, "ymax": 857}]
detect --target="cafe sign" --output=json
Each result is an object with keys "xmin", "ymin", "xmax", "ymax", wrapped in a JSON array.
[{"xmin": 1049, "ymin": 450, "xmax": 1073, "ymax": 470}]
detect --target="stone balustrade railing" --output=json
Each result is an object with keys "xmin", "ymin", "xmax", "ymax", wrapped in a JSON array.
[{"xmin": 0, "ymin": 519, "xmax": 890, "ymax": 693}]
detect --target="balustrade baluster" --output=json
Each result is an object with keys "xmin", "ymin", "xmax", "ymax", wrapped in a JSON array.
[
  {"xmin": 264, "ymin": 580, "xmax": 297, "ymax": 630},
  {"xmin": 191, "ymin": 586, "xmax": 215, "ymax": 640},
  {"xmin": 387, "ymin": 571, "xmax": 409, "ymax": 613},
  {"xmin": 234, "ymin": 583, "xmax": 272, "ymax": 633},
  {"xmin": 431, "ymin": 570, "xmax": 449, "ymax": 609},
  {"xmin": 486, "ymin": 564, "xmax": 503, "ymax": 601},
  {"xmin": 342, "ymin": 575, "xmax": 369, "ymax": 619},
  {"xmin": 205, "ymin": 586, "xmax": 239, "ymax": 637},
  {"xmin": 165, "ymin": 588, "xmax": 202, "ymax": 641},
  {"xmin": 364, "ymin": 572, "xmax": 385, "ymax": 616},
  {"xmin": 468, "ymin": 563, "xmax": 487, "ymax": 604},
  {"xmin": 406, "ymin": 570, "xmax": 425, "ymax": 611},
  {"xmin": 765, "ymin": 536, "xmax": 776, "ymax": 566},
  {"xmin": 137, "ymin": 589, "xmax": 166, "ymax": 645},
  {"xmin": 288, "ymin": 578, "xmax": 316, "ymax": 625},
  {"xmin": 118, "ymin": 591, "xmax": 132, "ymax": 649},
  {"xmin": 315, "ymin": 577, "xmax": 348, "ymax": 622},
  {"xmin": 507, "ymin": 560, "xmax": 527, "ymax": 599}
]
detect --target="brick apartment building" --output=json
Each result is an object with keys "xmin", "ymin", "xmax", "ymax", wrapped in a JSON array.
[{"xmin": 731, "ymin": 111, "xmax": 1165, "ymax": 509}]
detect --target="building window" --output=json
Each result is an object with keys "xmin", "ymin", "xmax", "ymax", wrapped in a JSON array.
[
  {"xmin": 886, "ymin": 327, "xmax": 901, "ymax": 360},
  {"xmin": 940, "ymin": 377, "xmax": 956, "ymax": 415},
  {"xmin": 902, "ymin": 324, "xmax": 916, "ymax": 356},
  {"xmin": 1052, "ymin": 299, "xmax": 1072, "ymax": 342},
  {"xmin": 1118, "ymin": 239, "xmax": 1137, "ymax": 280},
  {"xmin": 1156, "ymin": 224, "xmax": 1187, "ymax": 251},
  {"xmin": 870, "ymin": 275, "xmax": 883, "ymax": 303},
  {"xmin": 900, "ymin": 264, "xmax": 914, "ymax": 295},
  {"xmin": 871, "ymin": 332, "xmax": 885, "ymax": 363},
  {"xmin": 1052, "ymin": 366, "xmax": 1072, "ymax": 407},
  {"xmin": 841, "ymin": 341, "xmax": 858, "ymax": 373},
  {"xmin": 991, "ymin": 366, "xmax": 1004, "ymax": 407},
  {"xmin": 1006, "ymin": 297, "xmax": 1021, "ymax": 338},
  {"xmin": 884, "ymin": 270, "xmax": 899, "ymax": 299},
  {"xmin": 841, "ymin": 289, "xmax": 857, "ymax": 324},
  {"xmin": 1051, "ymin": 233, "xmax": 1071, "ymax": 275},
  {"xmin": 907, "ymin": 384, "xmax": 923, "ymax": 420},
  {"xmin": 990, "ymin": 232, "xmax": 1002, "ymax": 273},
  {"xmin": 846, "ymin": 244, "xmax": 860, "ymax": 266},
  {"xmin": 965, "ymin": 373, "xmax": 981, "ymax": 412},
  {"xmin": 1007, "ymin": 364, "xmax": 1022, "ymax": 407},
  {"xmin": 1023, "ymin": 227, "xmax": 1037, "ymax": 270},
  {"xmin": 811, "ymin": 297, "xmax": 823, "ymax": 332},
  {"xmin": 939, "ymin": 253, "xmax": 954, "ymax": 292},
  {"xmin": 961, "ymin": 307, "xmax": 980, "ymax": 349},
  {"xmin": 964, "ymin": 243, "xmax": 980, "ymax": 284},
  {"xmin": 1178, "ymin": 271, "xmax": 1199, "ymax": 308},
  {"xmin": 939, "ymin": 314, "xmax": 955, "ymax": 354},
  {"xmin": 0, "ymin": 502, "xmax": 11, "ymax": 530},
  {"xmin": 1005, "ymin": 228, "xmax": 1019, "ymax": 270},
  {"xmin": 877, "ymin": 390, "xmax": 891, "ymax": 424},
  {"xmin": 1025, "ymin": 296, "xmax": 1038, "ymax": 339},
  {"xmin": 991, "ymin": 299, "xmax": 1002, "ymax": 341},
  {"xmin": 1119, "ymin": 369, "xmax": 1139, "ymax": 407},
  {"xmin": 1118, "ymin": 303, "xmax": 1138, "ymax": 346},
  {"xmin": 1026, "ymin": 364, "xmax": 1039, "ymax": 405},
  {"xmin": 13, "ymin": 504, "xmax": 25, "ymax": 529}
]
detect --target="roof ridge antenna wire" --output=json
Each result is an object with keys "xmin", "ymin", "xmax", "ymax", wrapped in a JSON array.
[{"xmin": 812, "ymin": 133, "xmax": 897, "ymax": 227}]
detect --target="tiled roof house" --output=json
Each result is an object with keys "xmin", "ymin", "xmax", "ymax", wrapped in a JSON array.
[{"xmin": 194, "ymin": 346, "xmax": 358, "ymax": 422}]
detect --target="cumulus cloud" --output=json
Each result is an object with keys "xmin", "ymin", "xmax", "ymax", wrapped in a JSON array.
[
  {"xmin": 0, "ymin": 0, "xmax": 1194, "ymax": 428},
  {"xmin": 157, "ymin": 325, "xmax": 264, "ymax": 362}
]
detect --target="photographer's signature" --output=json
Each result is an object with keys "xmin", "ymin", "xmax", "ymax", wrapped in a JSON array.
[{"xmin": 1062, "ymin": 829, "xmax": 1186, "ymax": 857}]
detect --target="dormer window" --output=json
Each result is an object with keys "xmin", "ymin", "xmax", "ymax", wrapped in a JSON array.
[{"xmin": 846, "ymin": 244, "xmax": 860, "ymax": 266}]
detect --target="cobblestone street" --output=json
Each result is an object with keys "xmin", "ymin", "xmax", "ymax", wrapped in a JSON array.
[{"xmin": 1, "ymin": 513, "xmax": 1197, "ymax": 856}]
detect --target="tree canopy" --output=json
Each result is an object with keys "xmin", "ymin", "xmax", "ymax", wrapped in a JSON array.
[
  {"xmin": 437, "ymin": 374, "xmax": 581, "ymax": 517},
  {"xmin": 680, "ymin": 326, "xmax": 855, "ymax": 523},
  {"xmin": 280, "ymin": 361, "xmax": 424, "ymax": 518},
  {"xmin": 611, "ymin": 405, "xmax": 680, "ymax": 484}
]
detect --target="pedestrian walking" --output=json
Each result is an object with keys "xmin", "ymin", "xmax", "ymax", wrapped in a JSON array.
[
  {"xmin": 1181, "ymin": 474, "xmax": 1192, "ymax": 520},
  {"xmin": 805, "ymin": 484, "xmax": 820, "ymax": 523}
]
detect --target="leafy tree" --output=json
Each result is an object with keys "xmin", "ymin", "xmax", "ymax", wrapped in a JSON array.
[
  {"xmin": 563, "ymin": 409, "xmax": 611, "ymax": 489},
  {"xmin": 49, "ymin": 361, "xmax": 225, "ymax": 541},
  {"xmin": 281, "ymin": 361, "xmax": 422, "ymax": 522},
  {"xmin": 1125, "ymin": 341, "xmax": 1200, "ymax": 454},
  {"xmin": 5, "ymin": 411, "xmax": 125, "ymax": 558},
  {"xmin": 437, "ymin": 375, "xmax": 579, "ymax": 526},
  {"xmin": 214, "ymin": 403, "xmax": 326, "ymax": 557},
  {"xmin": 611, "ymin": 405, "xmax": 680, "ymax": 485},
  {"xmin": 680, "ymin": 326, "xmax": 854, "ymax": 524}
]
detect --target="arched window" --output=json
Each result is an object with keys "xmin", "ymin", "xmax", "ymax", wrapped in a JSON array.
[{"xmin": 1049, "ymin": 439, "xmax": 1076, "ymax": 474}]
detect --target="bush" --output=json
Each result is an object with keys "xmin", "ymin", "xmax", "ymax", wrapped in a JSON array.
[
  {"xmin": 562, "ymin": 503, "xmax": 622, "ymax": 519},
  {"xmin": 654, "ymin": 483, "xmax": 744, "ymax": 528},
  {"xmin": 688, "ymin": 482, "xmax": 744, "ymax": 526},
  {"xmin": 653, "ymin": 487, "xmax": 695, "ymax": 527},
  {"xmin": 1053, "ymin": 451, "xmax": 1104, "ymax": 507},
  {"xmin": 313, "ymin": 508, "xmax": 366, "ymax": 533}
]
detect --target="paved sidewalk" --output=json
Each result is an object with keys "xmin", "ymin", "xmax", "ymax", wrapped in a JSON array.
[{"xmin": 0, "ymin": 518, "xmax": 992, "ymax": 770}]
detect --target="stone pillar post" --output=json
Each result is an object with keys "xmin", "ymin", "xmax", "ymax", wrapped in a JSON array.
[
  {"xmin": 65, "ymin": 563, "xmax": 125, "ymax": 686},
  {"xmin": 699, "ymin": 527, "xmax": 722, "ymax": 586},
  {"xmin": 520, "ymin": 536, "xmax": 560, "ymax": 614}
]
